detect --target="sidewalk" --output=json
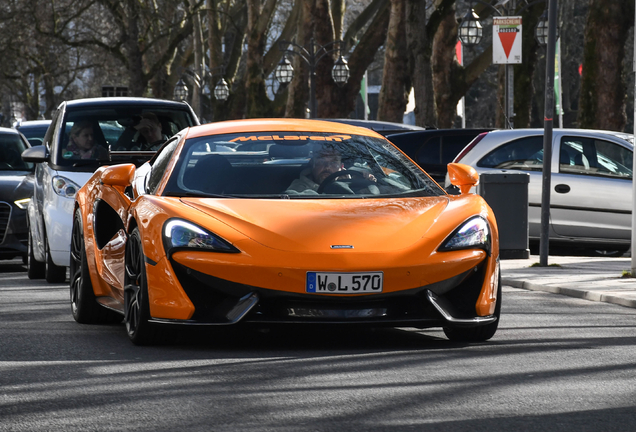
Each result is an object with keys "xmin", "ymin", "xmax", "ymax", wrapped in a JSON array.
[{"xmin": 501, "ymin": 255, "xmax": 636, "ymax": 309}]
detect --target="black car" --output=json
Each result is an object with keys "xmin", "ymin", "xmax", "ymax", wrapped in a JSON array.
[
  {"xmin": 0, "ymin": 127, "xmax": 34, "ymax": 261},
  {"xmin": 320, "ymin": 119, "xmax": 426, "ymax": 136},
  {"xmin": 386, "ymin": 129, "xmax": 493, "ymax": 184},
  {"xmin": 16, "ymin": 120, "xmax": 52, "ymax": 147}
]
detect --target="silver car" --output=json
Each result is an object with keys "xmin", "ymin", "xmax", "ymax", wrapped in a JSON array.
[{"xmin": 447, "ymin": 128, "xmax": 633, "ymax": 255}]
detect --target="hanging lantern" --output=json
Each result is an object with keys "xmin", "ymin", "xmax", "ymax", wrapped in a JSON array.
[{"xmin": 274, "ymin": 56, "xmax": 294, "ymax": 85}]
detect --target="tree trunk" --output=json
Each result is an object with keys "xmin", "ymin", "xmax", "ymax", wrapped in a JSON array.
[
  {"xmin": 244, "ymin": 0, "xmax": 278, "ymax": 118},
  {"xmin": 318, "ymin": 2, "xmax": 390, "ymax": 118},
  {"xmin": 313, "ymin": 0, "xmax": 337, "ymax": 118},
  {"xmin": 284, "ymin": 0, "xmax": 314, "ymax": 118},
  {"xmin": 432, "ymin": 3, "xmax": 458, "ymax": 128},
  {"xmin": 511, "ymin": 4, "xmax": 543, "ymax": 128},
  {"xmin": 125, "ymin": 0, "xmax": 146, "ymax": 96},
  {"xmin": 578, "ymin": 0, "xmax": 634, "ymax": 130},
  {"xmin": 377, "ymin": 0, "xmax": 409, "ymax": 123},
  {"xmin": 405, "ymin": 0, "xmax": 436, "ymax": 128}
]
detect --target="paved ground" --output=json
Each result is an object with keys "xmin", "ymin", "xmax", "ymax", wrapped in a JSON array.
[{"xmin": 501, "ymin": 255, "xmax": 636, "ymax": 309}]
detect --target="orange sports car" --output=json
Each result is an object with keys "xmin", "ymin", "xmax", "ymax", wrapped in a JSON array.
[{"xmin": 70, "ymin": 119, "xmax": 500, "ymax": 345}]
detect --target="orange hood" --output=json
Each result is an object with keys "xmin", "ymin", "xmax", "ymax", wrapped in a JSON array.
[{"xmin": 180, "ymin": 197, "xmax": 450, "ymax": 253}]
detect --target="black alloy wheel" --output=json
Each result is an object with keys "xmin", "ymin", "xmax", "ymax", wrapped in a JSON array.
[
  {"xmin": 69, "ymin": 209, "xmax": 121, "ymax": 324},
  {"xmin": 124, "ymin": 227, "xmax": 158, "ymax": 345}
]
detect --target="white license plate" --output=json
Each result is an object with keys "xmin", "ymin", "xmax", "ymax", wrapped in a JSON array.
[{"xmin": 306, "ymin": 272, "xmax": 383, "ymax": 294}]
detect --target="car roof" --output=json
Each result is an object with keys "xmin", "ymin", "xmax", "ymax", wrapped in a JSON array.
[
  {"xmin": 387, "ymin": 128, "xmax": 493, "ymax": 140},
  {"xmin": 320, "ymin": 118, "xmax": 425, "ymax": 132},
  {"xmin": 63, "ymin": 97, "xmax": 192, "ymax": 109},
  {"xmin": 481, "ymin": 128, "xmax": 634, "ymax": 146},
  {"xmin": 184, "ymin": 118, "xmax": 388, "ymax": 139},
  {"xmin": 0, "ymin": 126, "xmax": 20, "ymax": 134},
  {"xmin": 15, "ymin": 120, "xmax": 52, "ymax": 128}
]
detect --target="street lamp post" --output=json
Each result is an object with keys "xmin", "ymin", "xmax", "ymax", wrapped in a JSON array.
[
  {"xmin": 539, "ymin": 0, "xmax": 558, "ymax": 267},
  {"xmin": 274, "ymin": 38, "xmax": 350, "ymax": 118}
]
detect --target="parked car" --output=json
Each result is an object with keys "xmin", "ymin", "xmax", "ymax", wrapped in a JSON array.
[
  {"xmin": 320, "ymin": 119, "xmax": 426, "ymax": 136},
  {"xmin": 70, "ymin": 118, "xmax": 501, "ymax": 345},
  {"xmin": 15, "ymin": 120, "xmax": 52, "ymax": 147},
  {"xmin": 21, "ymin": 97, "xmax": 199, "ymax": 283},
  {"xmin": 447, "ymin": 128, "xmax": 634, "ymax": 255},
  {"xmin": 387, "ymin": 128, "xmax": 493, "ymax": 184},
  {"xmin": 0, "ymin": 127, "xmax": 34, "ymax": 262}
]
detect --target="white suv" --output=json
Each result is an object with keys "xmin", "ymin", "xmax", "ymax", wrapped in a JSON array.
[{"xmin": 21, "ymin": 97, "xmax": 198, "ymax": 282}]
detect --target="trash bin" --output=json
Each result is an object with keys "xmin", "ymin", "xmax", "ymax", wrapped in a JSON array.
[{"xmin": 478, "ymin": 171, "xmax": 529, "ymax": 259}]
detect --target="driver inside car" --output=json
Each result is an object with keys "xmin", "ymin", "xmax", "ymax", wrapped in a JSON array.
[{"xmin": 285, "ymin": 147, "xmax": 376, "ymax": 195}]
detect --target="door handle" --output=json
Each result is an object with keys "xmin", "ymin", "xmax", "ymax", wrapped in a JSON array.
[{"xmin": 554, "ymin": 184, "xmax": 570, "ymax": 194}]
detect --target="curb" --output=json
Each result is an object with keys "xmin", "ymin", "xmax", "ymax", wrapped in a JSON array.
[{"xmin": 502, "ymin": 278, "xmax": 636, "ymax": 310}]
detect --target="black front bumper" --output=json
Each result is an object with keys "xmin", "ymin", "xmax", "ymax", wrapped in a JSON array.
[{"xmin": 153, "ymin": 260, "xmax": 495, "ymax": 329}]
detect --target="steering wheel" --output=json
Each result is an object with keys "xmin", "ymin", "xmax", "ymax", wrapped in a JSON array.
[{"xmin": 317, "ymin": 169, "xmax": 375, "ymax": 194}]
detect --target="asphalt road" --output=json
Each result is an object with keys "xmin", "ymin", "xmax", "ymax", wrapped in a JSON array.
[{"xmin": 1, "ymin": 259, "xmax": 636, "ymax": 432}]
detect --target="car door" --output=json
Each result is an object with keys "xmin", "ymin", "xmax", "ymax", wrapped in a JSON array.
[
  {"xmin": 474, "ymin": 134, "xmax": 545, "ymax": 238},
  {"xmin": 30, "ymin": 106, "xmax": 65, "ymax": 259},
  {"xmin": 92, "ymin": 137, "xmax": 180, "ymax": 300},
  {"xmin": 549, "ymin": 133, "xmax": 632, "ymax": 242}
]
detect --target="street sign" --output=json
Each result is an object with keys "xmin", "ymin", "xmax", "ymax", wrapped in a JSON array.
[{"xmin": 493, "ymin": 16, "xmax": 522, "ymax": 64}]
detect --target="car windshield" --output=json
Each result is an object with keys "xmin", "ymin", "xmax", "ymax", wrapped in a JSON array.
[
  {"xmin": 17, "ymin": 123, "xmax": 50, "ymax": 147},
  {"xmin": 0, "ymin": 133, "xmax": 33, "ymax": 171},
  {"xmin": 163, "ymin": 132, "xmax": 444, "ymax": 199},
  {"xmin": 53, "ymin": 106, "xmax": 195, "ymax": 168}
]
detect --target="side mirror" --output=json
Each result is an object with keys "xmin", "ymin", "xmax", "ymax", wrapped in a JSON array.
[
  {"xmin": 447, "ymin": 163, "xmax": 479, "ymax": 195},
  {"xmin": 21, "ymin": 145, "xmax": 49, "ymax": 163},
  {"xmin": 101, "ymin": 163, "xmax": 136, "ymax": 187}
]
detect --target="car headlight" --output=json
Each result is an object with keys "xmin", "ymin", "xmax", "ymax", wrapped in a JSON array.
[
  {"xmin": 52, "ymin": 176, "xmax": 81, "ymax": 198},
  {"xmin": 14, "ymin": 198, "xmax": 31, "ymax": 210},
  {"xmin": 162, "ymin": 219, "xmax": 239, "ymax": 257},
  {"xmin": 439, "ymin": 216, "xmax": 491, "ymax": 253}
]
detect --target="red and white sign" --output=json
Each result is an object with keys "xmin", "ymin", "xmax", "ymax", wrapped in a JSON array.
[{"xmin": 493, "ymin": 16, "xmax": 522, "ymax": 64}]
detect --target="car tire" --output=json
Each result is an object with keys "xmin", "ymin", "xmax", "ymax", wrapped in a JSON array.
[
  {"xmin": 45, "ymin": 236, "xmax": 67, "ymax": 283},
  {"xmin": 70, "ymin": 209, "xmax": 122, "ymax": 324},
  {"xmin": 443, "ymin": 274, "xmax": 502, "ymax": 343},
  {"xmin": 27, "ymin": 229, "xmax": 45, "ymax": 280},
  {"xmin": 124, "ymin": 227, "xmax": 159, "ymax": 346}
]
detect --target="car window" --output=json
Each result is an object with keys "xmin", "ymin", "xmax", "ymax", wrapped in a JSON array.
[
  {"xmin": 52, "ymin": 106, "xmax": 195, "ymax": 169},
  {"xmin": 416, "ymin": 137, "xmax": 441, "ymax": 165},
  {"xmin": 477, "ymin": 136, "xmax": 544, "ymax": 171},
  {"xmin": 560, "ymin": 136, "xmax": 632, "ymax": 180},
  {"xmin": 147, "ymin": 138, "xmax": 179, "ymax": 194},
  {"xmin": 162, "ymin": 132, "xmax": 444, "ymax": 199},
  {"xmin": 0, "ymin": 133, "xmax": 33, "ymax": 171},
  {"xmin": 17, "ymin": 124, "xmax": 50, "ymax": 147}
]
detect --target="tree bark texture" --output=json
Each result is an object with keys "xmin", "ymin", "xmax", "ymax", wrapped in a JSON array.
[
  {"xmin": 285, "ymin": 0, "xmax": 314, "ymax": 118},
  {"xmin": 377, "ymin": 0, "xmax": 409, "ymax": 123},
  {"xmin": 405, "ymin": 0, "xmax": 436, "ymax": 128},
  {"xmin": 244, "ymin": 0, "xmax": 278, "ymax": 118},
  {"xmin": 314, "ymin": 0, "xmax": 390, "ymax": 118},
  {"xmin": 432, "ymin": 3, "xmax": 458, "ymax": 128},
  {"xmin": 313, "ymin": 0, "xmax": 339, "ymax": 119},
  {"xmin": 578, "ymin": 0, "xmax": 634, "ymax": 130}
]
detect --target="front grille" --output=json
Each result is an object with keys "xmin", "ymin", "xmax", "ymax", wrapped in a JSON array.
[{"xmin": 0, "ymin": 202, "xmax": 11, "ymax": 243}]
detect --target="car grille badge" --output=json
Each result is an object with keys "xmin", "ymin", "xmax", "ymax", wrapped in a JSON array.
[{"xmin": 330, "ymin": 245, "xmax": 354, "ymax": 249}]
